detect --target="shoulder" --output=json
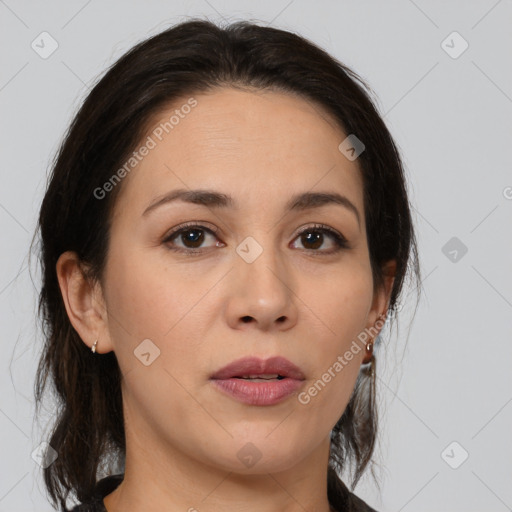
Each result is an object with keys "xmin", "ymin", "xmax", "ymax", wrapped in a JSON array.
[
  {"xmin": 329, "ymin": 474, "xmax": 379, "ymax": 512},
  {"xmin": 70, "ymin": 504, "xmax": 102, "ymax": 512},
  {"xmin": 347, "ymin": 490, "xmax": 379, "ymax": 512},
  {"xmin": 69, "ymin": 474, "xmax": 124, "ymax": 512}
]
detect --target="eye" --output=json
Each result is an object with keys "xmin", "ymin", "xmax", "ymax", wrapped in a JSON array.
[
  {"xmin": 163, "ymin": 222, "xmax": 223, "ymax": 255},
  {"xmin": 290, "ymin": 224, "xmax": 349, "ymax": 254},
  {"xmin": 162, "ymin": 222, "xmax": 349, "ymax": 256}
]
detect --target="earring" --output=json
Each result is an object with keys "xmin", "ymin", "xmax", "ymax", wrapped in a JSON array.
[
  {"xmin": 91, "ymin": 339, "xmax": 98, "ymax": 353},
  {"xmin": 362, "ymin": 338, "xmax": 373, "ymax": 365}
]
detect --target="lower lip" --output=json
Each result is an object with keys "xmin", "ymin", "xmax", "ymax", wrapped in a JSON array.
[{"xmin": 210, "ymin": 378, "xmax": 304, "ymax": 406}]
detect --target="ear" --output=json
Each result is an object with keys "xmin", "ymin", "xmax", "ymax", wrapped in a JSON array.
[
  {"xmin": 366, "ymin": 259, "xmax": 397, "ymax": 337},
  {"xmin": 55, "ymin": 251, "xmax": 114, "ymax": 353}
]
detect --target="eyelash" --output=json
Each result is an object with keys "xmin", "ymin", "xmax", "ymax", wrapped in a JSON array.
[{"xmin": 162, "ymin": 221, "xmax": 349, "ymax": 257}]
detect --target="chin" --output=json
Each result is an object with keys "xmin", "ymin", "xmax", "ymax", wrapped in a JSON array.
[{"xmin": 200, "ymin": 435, "xmax": 308, "ymax": 475}]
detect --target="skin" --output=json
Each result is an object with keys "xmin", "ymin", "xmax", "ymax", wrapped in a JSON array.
[{"xmin": 57, "ymin": 87, "xmax": 395, "ymax": 512}]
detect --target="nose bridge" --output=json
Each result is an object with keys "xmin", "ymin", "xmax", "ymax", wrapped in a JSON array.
[
  {"xmin": 236, "ymin": 231, "xmax": 288, "ymax": 295},
  {"xmin": 228, "ymin": 229, "xmax": 296, "ymax": 328}
]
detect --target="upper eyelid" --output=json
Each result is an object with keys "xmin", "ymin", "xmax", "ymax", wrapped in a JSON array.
[{"xmin": 164, "ymin": 221, "xmax": 218, "ymax": 237}]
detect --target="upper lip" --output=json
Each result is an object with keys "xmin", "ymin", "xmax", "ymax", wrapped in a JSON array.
[{"xmin": 210, "ymin": 356, "xmax": 305, "ymax": 380}]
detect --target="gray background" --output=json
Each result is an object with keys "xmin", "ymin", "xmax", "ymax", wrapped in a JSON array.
[{"xmin": 1, "ymin": 1, "xmax": 511, "ymax": 510}]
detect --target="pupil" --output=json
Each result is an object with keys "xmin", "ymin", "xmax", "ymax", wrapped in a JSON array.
[
  {"xmin": 302, "ymin": 231, "xmax": 322, "ymax": 249},
  {"xmin": 183, "ymin": 229, "xmax": 204, "ymax": 248}
]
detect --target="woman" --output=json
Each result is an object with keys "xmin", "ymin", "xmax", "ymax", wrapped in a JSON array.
[{"xmin": 33, "ymin": 18, "xmax": 420, "ymax": 512}]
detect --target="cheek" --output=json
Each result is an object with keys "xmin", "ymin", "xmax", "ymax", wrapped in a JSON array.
[
  {"xmin": 308, "ymin": 262, "xmax": 373, "ymax": 350},
  {"xmin": 300, "ymin": 359, "xmax": 361, "ymax": 438},
  {"xmin": 291, "ymin": 264, "xmax": 372, "ymax": 426},
  {"xmin": 104, "ymin": 246, "xmax": 197, "ymax": 338},
  {"xmin": 293, "ymin": 336, "xmax": 362, "ymax": 446},
  {"xmin": 103, "ymin": 245, "xmax": 221, "ymax": 383},
  {"xmin": 104, "ymin": 249, "xmax": 207, "ymax": 423}
]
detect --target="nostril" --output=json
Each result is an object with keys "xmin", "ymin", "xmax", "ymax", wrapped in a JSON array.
[{"xmin": 241, "ymin": 316, "xmax": 252, "ymax": 323}]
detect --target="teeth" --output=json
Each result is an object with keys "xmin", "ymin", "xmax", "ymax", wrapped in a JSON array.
[{"xmin": 239, "ymin": 374, "xmax": 281, "ymax": 379}]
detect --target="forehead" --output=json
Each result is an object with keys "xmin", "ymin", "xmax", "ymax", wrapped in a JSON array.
[{"xmin": 111, "ymin": 87, "xmax": 365, "ymax": 219}]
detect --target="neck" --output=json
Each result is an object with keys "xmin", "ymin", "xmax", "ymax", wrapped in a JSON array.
[{"xmin": 104, "ymin": 431, "xmax": 334, "ymax": 512}]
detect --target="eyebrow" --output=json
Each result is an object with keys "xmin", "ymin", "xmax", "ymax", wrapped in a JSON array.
[{"xmin": 142, "ymin": 188, "xmax": 361, "ymax": 227}]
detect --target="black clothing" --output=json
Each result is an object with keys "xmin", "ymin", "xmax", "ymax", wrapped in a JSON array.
[{"xmin": 69, "ymin": 474, "xmax": 122, "ymax": 511}]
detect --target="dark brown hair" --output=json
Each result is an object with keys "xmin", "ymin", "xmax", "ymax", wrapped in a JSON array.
[{"xmin": 32, "ymin": 18, "xmax": 421, "ymax": 511}]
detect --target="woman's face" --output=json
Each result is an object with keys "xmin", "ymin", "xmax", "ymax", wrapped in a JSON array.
[{"xmin": 92, "ymin": 87, "xmax": 390, "ymax": 474}]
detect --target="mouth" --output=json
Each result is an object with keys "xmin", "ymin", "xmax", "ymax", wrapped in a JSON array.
[
  {"xmin": 210, "ymin": 356, "xmax": 305, "ymax": 381},
  {"xmin": 232, "ymin": 374, "xmax": 286, "ymax": 381},
  {"xmin": 210, "ymin": 356, "xmax": 305, "ymax": 406}
]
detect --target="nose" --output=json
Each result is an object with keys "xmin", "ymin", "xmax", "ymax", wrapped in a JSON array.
[{"xmin": 225, "ymin": 237, "xmax": 299, "ymax": 332}]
